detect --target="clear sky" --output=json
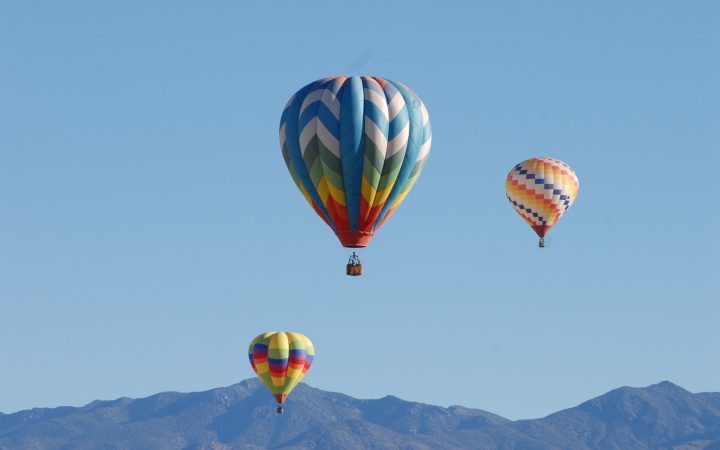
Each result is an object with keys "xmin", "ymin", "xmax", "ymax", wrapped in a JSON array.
[{"xmin": 0, "ymin": 1, "xmax": 718, "ymax": 420}]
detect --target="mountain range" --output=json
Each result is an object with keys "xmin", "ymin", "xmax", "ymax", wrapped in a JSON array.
[{"xmin": 1, "ymin": 379, "xmax": 719, "ymax": 449}]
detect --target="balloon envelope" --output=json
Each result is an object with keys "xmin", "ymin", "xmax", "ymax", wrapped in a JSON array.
[
  {"xmin": 248, "ymin": 331, "xmax": 314, "ymax": 406},
  {"xmin": 279, "ymin": 76, "xmax": 432, "ymax": 247},
  {"xmin": 505, "ymin": 157, "xmax": 579, "ymax": 238}
]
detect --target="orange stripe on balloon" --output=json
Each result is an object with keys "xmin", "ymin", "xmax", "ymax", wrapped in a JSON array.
[
  {"xmin": 374, "ymin": 206, "xmax": 397, "ymax": 231},
  {"xmin": 508, "ymin": 178, "xmax": 563, "ymax": 219},
  {"xmin": 373, "ymin": 77, "xmax": 389, "ymax": 88}
]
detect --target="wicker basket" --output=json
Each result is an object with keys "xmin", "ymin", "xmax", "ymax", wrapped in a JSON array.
[{"xmin": 346, "ymin": 264, "xmax": 362, "ymax": 276}]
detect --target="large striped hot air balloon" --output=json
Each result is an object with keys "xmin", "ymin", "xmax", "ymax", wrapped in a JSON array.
[
  {"xmin": 248, "ymin": 331, "xmax": 314, "ymax": 414},
  {"xmin": 279, "ymin": 76, "xmax": 432, "ymax": 252},
  {"xmin": 505, "ymin": 157, "xmax": 579, "ymax": 247}
]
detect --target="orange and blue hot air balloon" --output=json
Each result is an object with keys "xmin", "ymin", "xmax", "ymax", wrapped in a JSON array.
[
  {"xmin": 506, "ymin": 157, "xmax": 579, "ymax": 247},
  {"xmin": 248, "ymin": 331, "xmax": 314, "ymax": 414},
  {"xmin": 279, "ymin": 76, "xmax": 432, "ymax": 252}
]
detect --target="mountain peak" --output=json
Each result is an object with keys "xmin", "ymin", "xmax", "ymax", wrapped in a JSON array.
[
  {"xmin": 579, "ymin": 380, "xmax": 692, "ymax": 409},
  {"xmin": 648, "ymin": 380, "xmax": 688, "ymax": 393}
]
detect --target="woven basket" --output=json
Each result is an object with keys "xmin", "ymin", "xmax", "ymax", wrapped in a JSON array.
[{"xmin": 346, "ymin": 264, "xmax": 362, "ymax": 276}]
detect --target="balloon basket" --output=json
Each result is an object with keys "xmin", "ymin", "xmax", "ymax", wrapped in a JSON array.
[
  {"xmin": 539, "ymin": 238, "xmax": 545, "ymax": 248},
  {"xmin": 276, "ymin": 406, "xmax": 283, "ymax": 414},
  {"xmin": 346, "ymin": 264, "xmax": 362, "ymax": 276}
]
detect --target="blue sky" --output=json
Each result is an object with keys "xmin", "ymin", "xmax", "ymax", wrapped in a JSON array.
[{"xmin": 0, "ymin": 1, "xmax": 717, "ymax": 420}]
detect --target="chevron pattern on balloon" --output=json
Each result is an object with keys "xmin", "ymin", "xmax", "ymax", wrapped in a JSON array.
[{"xmin": 280, "ymin": 76, "xmax": 432, "ymax": 248}]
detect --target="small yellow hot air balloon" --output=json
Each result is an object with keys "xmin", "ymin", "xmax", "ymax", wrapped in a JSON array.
[
  {"xmin": 506, "ymin": 157, "xmax": 579, "ymax": 247},
  {"xmin": 248, "ymin": 331, "xmax": 314, "ymax": 414}
]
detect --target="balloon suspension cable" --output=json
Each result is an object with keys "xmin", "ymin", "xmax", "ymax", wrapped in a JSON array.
[
  {"xmin": 539, "ymin": 238, "xmax": 545, "ymax": 248},
  {"xmin": 276, "ymin": 406, "xmax": 283, "ymax": 414}
]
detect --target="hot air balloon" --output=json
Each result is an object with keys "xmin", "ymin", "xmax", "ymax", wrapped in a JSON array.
[
  {"xmin": 248, "ymin": 331, "xmax": 314, "ymax": 414},
  {"xmin": 505, "ymin": 157, "xmax": 579, "ymax": 247},
  {"xmin": 279, "ymin": 76, "xmax": 432, "ymax": 273}
]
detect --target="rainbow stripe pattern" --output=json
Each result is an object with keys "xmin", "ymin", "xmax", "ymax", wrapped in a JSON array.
[
  {"xmin": 280, "ymin": 76, "xmax": 432, "ymax": 248},
  {"xmin": 505, "ymin": 157, "xmax": 579, "ymax": 238},
  {"xmin": 248, "ymin": 331, "xmax": 314, "ymax": 405}
]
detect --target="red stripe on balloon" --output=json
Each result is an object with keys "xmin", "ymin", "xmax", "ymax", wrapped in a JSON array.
[
  {"xmin": 359, "ymin": 198, "xmax": 386, "ymax": 232},
  {"xmin": 325, "ymin": 195, "xmax": 349, "ymax": 232},
  {"xmin": 304, "ymin": 355, "xmax": 314, "ymax": 373}
]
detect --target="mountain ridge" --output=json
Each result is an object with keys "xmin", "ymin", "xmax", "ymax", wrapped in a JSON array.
[{"xmin": 1, "ymin": 379, "xmax": 719, "ymax": 449}]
